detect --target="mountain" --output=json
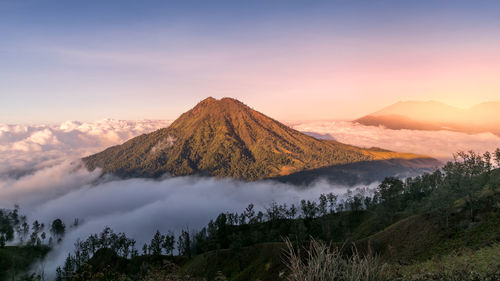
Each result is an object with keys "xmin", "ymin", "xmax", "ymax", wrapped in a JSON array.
[
  {"xmin": 83, "ymin": 97, "xmax": 430, "ymax": 180},
  {"xmin": 356, "ymin": 101, "xmax": 500, "ymax": 136}
]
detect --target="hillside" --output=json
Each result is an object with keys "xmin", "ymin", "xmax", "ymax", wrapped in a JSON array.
[
  {"xmin": 7, "ymin": 150, "xmax": 499, "ymax": 280},
  {"xmin": 62, "ymin": 179, "xmax": 499, "ymax": 281},
  {"xmin": 182, "ymin": 205, "xmax": 499, "ymax": 281},
  {"xmin": 356, "ymin": 101, "xmax": 500, "ymax": 136},
  {"xmin": 83, "ymin": 97, "xmax": 428, "ymax": 180}
]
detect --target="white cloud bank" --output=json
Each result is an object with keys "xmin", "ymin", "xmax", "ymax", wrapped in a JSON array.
[
  {"xmin": 0, "ymin": 119, "xmax": 171, "ymax": 177},
  {"xmin": 290, "ymin": 121, "xmax": 500, "ymax": 160},
  {"xmin": 2, "ymin": 118, "xmax": 497, "ymax": 179}
]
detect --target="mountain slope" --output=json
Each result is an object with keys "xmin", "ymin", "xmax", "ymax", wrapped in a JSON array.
[
  {"xmin": 356, "ymin": 100, "xmax": 500, "ymax": 135},
  {"xmin": 83, "ymin": 97, "xmax": 429, "ymax": 180}
]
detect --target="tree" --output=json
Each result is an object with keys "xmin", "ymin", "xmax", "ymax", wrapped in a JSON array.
[
  {"xmin": 162, "ymin": 231, "xmax": 175, "ymax": 256},
  {"xmin": 50, "ymin": 219, "xmax": 66, "ymax": 242},
  {"xmin": 327, "ymin": 193, "xmax": 338, "ymax": 214},
  {"xmin": 177, "ymin": 229, "xmax": 191, "ymax": 257},
  {"xmin": 364, "ymin": 196, "xmax": 373, "ymax": 210},
  {"xmin": 32, "ymin": 220, "xmax": 41, "ymax": 234},
  {"xmin": 483, "ymin": 151, "xmax": 492, "ymax": 173},
  {"xmin": 375, "ymin": 177, "xmax": 404, "ymax": 223},
  {"xmin": 318, "ymin": 194, "xmax": 328, "ymax": 216},
  {"xmin": 239, "ymin": 213, "xmax": 246, "ymax": 225},
  {"xmin": 244, "ymin": 203, "xmax": 256, "ymax": 223},
  {"xmin": 494, "ymin": 148, "xmax": 500, "ymax": 167},
  {"xmin": 62, "ymin": 254, "xmax": 74, "ymax": 280},
  {"xmin": 71, "ymin": 218, "xmax": 81, "ymax": 229},
  {"xmin": 215, "ymin": 213, "xmax": 228, "ymax": 248},
  {"xmin": 300, "ymin": 200, "xmax": 318, "ymax": 219},
  {"xmin": 451, "ymin": 150, "xmax": 489, "ymax": 222},
  {"xmin": 377, "ymin": 178, "xmax": 404, "ymax": 203},
  {"xmin": 55, "ymin": 266, "xmax": 63, "ymax": 281},
  {"xmin": 149, "ymin": 230, "xmax": 164, "ymax": 256},
  {"xmin": 350, "ymin": 194, "xmax": 363, "ymax": 212},
  {"xmin": 287, "ymin": 204, "xmax": 298, "ymax": 219},
  {"xmin": 29, "ymin": 231, "xmax": 40, "ymax": 246},
  {"xmin": 266, "ymin": 201, "xmax": 286, "ymax": 221},
  {"xmin": 256, "ymin": 211, "xmax": 264, "ymax": 223},
  {"xmin": 21, "ymin": 221, "xmax": 30, "ymax": 242}
]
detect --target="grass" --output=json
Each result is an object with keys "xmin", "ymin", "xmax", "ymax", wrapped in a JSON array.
[
  {"xmin": 184, "ymin": 205, "xmax": 499, "ymax": 281},
  {"xmin": 283, "ymin": 238, "xmax": 388, "ymax": 281},
  {"xmin": 184, "ymin": 242, "xmax": 286, "ymax": 281},
  {"xmin": 389, "ymin": 243, "xmax": 500, "ymax": 281},
  {"xmin": 353, "ymin": 207, "xmax": 499, "ymax": 262}
]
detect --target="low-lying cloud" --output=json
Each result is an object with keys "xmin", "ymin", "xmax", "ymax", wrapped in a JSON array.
[
  {"xmin": 291, "ymin": 120, "xmax": 500, "ymax": 160},
  {"xmin": 0, "ymin": 119, "xmax": 171, "ymax": 177},
  {"xmin": 1, "ymin": 161, "xmax": 368, "ymax": 277}
]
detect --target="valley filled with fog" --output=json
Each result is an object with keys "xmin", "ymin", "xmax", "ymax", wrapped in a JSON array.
[{"xmin": 1, "ymin": 118, "xmax": 500, "ymax": 275}]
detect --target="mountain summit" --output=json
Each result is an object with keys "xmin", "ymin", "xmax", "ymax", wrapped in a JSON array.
[
  {"xmin": 83, "ymin": 97, "xmax": 427, "ymax": 180},
  {"xmin": 356, "ymin": 100, "xmax": 500, "ymax": 136}
]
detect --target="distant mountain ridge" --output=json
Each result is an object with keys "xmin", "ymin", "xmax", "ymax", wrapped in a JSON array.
[
  {"xmin": 83, "ymin": 97, "xmax": 431, "ymax": 180},
  {"xmin": 356, "ymin": 101, "xmax": 500, "ymax": 136}
]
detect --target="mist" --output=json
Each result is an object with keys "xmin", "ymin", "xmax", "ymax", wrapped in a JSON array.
[{"xmin": 0, "ymin": 161, "xmax": 374, "ymax": 277}]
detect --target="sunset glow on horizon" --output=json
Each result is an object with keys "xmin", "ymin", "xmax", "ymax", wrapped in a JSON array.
[{"xmin": 1, "ymin": 0, "xmax": 500, "ymax": 123}]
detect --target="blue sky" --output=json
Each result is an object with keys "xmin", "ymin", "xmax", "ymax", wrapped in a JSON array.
[{"xmin": 1, "ymin": 0, "xmax": 500, "ymax": 123}]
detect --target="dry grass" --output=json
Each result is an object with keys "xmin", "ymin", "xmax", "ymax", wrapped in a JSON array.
[{"xmin": 283, "ymin": 238, "xmax": 388, "ymax": 281}]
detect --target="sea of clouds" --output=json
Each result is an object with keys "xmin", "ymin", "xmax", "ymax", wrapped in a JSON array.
[
  {"xmin": 0, "ymin": 119, "xmax": 171, "ymax": 178},
  {"xmin": 291, "ymin": 120, "xmax": 500, "ymax": 161},
  {"xmin": 1, "ymin": 118, "xmax": 499, "ymax": 277}
]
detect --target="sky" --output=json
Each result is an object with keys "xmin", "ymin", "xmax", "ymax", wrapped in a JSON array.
[{"xmin": 1, "ymin": 0, "xmax": 500, "ymax": 123}]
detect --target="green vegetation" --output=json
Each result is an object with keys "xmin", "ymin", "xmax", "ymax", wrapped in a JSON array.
[
  {"xmin": 83, "ymin": 97, "xmax": 428, "ymax": 180},
  {"xmin": 0, "ymin": 245, "xmax": 50, "ymax": 281},
  {"xmin": 390, "ymin": 243, "xmax": 500, "ymax": 280}
]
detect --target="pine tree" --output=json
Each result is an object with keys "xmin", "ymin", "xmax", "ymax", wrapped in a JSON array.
[
  {"xmin": 177, "ymin": 229, "xmax": 191, "ymax": 258},
  {"xmin": 149, "ymin": 230, "xmax": 164, "ymax": 256}
]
